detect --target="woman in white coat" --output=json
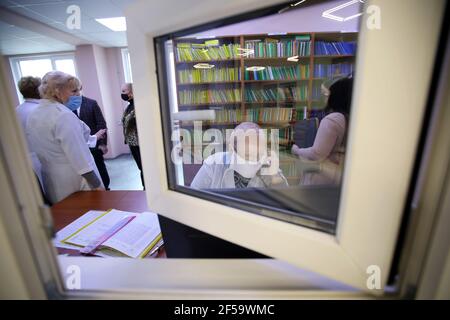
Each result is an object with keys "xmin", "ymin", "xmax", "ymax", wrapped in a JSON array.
[{"xmin": 26, "ymin": 71, "xmax": 104, "ymax": 203}]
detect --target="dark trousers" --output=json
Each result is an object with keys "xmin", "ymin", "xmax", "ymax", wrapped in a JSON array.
[
  {"xmin": 90, "ymin": 148, "xmax": 110, "ymax": 190},
  {"xmin": 129, "ymin": 145, "xmax": 145, "ymax": 190}
]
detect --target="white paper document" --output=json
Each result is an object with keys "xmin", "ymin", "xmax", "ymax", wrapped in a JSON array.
[
  {"xmin": 102, "ymin": 212, "xmax": 161, "ymax": 258},
  {"xmin": 53, "ymin": 210, "xmax": 105, "ymax": 250},
  {"xmin": 64, "ymin": 209, "xmax": 137, "ymax": 247},
  {"xmin": 55, "ymin": 209, "xmax": 163, "ymax": 258}
]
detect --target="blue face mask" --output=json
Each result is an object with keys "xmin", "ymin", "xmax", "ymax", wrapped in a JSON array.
[{"xmin": 64, "ymin": 95, "xmax": 82, "ymax": 111}]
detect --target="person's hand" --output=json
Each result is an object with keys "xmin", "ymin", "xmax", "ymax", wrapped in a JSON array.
[
  {"xmin": 291, "ymin": 144, "xmax": 300, "ymax": 155},
  {"xmin": 95, "ymin": 129, "xmax": 107, "ymax": 139},
  {"xmin": 98, "ymin": 144, "xmax": 108, "ymax": 155}
]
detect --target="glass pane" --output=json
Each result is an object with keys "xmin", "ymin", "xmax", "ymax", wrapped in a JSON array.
[
  {"xmin": 55, "ymin": 59, "xmax": 77, "ymax": 76},
  {"xmin": 19, "ymin": 59, "xmax": 52, "ymax": 78},
  {"xmin": 157, "ymin": 0, "xmax": 361, "ymax": 234}
]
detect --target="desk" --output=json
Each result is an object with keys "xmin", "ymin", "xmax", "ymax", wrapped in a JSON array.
[{"xmin": 51, "ymin": 191, "xmax": 166, "ymax": 258}]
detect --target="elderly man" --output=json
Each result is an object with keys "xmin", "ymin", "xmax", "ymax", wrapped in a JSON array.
[
  {"xmin": 191, "ymin": 122, "xmax": 288, "ymax": 189},
  {"xmin": 72, "ymin": 79, "xmax": 110, "ymax": 190}
]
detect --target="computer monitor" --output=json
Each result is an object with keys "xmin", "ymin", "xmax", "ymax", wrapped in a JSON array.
[{"xmin": 158, "ymin": 214, "xmax": 267, "ymax": 258}]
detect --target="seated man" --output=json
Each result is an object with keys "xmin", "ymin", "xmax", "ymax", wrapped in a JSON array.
[{"xmin": 191, "ymin": 122, "xmax": 288, "ymax": 189}]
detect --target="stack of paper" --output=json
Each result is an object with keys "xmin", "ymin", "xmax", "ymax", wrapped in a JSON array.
[{"xmin": 53, "ymin": 209, "xmax": 163, "ymax": 258}]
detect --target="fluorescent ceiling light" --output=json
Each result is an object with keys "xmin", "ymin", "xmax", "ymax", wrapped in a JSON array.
[
  {"xmin": 96, "ymin": 17, "xmax": 126, "ymax": 31},
  {"xmin": 291, "ymin": 0, "xmax": 307, "ymax": 7},
  {"xmin": 246, "ymin": 66, "xmax": 265, "ymax": 72},
  {"xmin": 322, "ymin": 0, "xmax": 365, "ymax": 22},
  {"xmin": 278, "ymin": 0, "xmax": 306, "ymax": 13},
  {"xmin": 193, "ymin": 63, "xmax": 215, "ymax": 69}
]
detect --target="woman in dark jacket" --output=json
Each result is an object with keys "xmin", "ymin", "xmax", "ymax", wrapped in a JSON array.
[{"xmin": 121, "ymin": 83, "xmax": 145, "ymax": 189}]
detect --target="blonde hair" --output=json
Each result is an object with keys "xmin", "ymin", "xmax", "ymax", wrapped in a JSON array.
[
  {"xmin": 73, "ymin": 77, "xmax": 82, "ymax": 91},
  {"xmin": 39, "ymin": 71, "xmax": 77, "ymax": 101}
]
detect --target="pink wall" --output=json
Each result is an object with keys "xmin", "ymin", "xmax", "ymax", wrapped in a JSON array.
[
  {"xmin": 93, "ymin": 45, "xmax": 130, "ymax": 158},
  {"xmin": 74, "ymin": 44, "xmax": 105, "ymax": 128},
  {"xmin": 74, "ymin": 45, "xmax": 102, "ymax": 105},
  {"xmin": 75, "ymin": 45, "xmax": 129, "ymax": 159}
]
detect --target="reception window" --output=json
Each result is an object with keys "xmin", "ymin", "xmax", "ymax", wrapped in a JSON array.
[{"xmin": 155, "ymin": 1, "xmax": 361, "ymax": 234}]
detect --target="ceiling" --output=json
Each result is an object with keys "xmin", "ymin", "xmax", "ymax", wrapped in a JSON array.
[{"xmin": 0, "ymin": 0, "xmax": 136, "ymax": 55}]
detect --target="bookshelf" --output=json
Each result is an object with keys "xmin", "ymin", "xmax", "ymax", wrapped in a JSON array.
[{"xmin": 172, "ymin": 32, "xmax": 357, "ymax": 185}]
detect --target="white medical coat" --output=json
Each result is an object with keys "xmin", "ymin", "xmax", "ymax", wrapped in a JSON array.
[
  {"xmin": 26, "ymin": 99, "xmax": 103, "ymax": 203},
  {"xmin": 191, "ymin": 152, "xmax": 288, "ymax": 189},
  {"xmin": 16, "ymin": 99, "xmax": 45, "ymax": 188},
  {"xmin": 16, "ymin": 99, "xmax": 40, "ymax": 137}
]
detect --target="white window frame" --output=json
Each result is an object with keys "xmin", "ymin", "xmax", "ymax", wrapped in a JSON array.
[
  {"xmin": 0, "ymin": 0, "xmax": 447, "ymax": 299},
  {"xmin": 9, "ymin": 52, "xmax": 77, "ymax": 103},
  {"xmin": 121, "ymin": 48, "xmax": 133, "ymax": 83},
  {"xmin": 128, "ymin": 0, "xmax": 447, "ymax": 292}
]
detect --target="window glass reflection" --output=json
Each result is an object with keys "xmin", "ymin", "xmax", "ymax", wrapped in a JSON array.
[{"xmin": 160, "ymin": 1, "xmax": 361, "ymax": 233}]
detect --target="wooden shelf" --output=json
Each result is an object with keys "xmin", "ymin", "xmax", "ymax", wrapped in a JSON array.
[
  {"xmin": 177, "ymin": 101, "xmax": 310, "ymax": 109},
  {"xmin": 314, "ymin": 55, "xmax": 355, "ymax": 59},
  {"xmin": 178, "ymin": 101, "xmax": 308, "ymax": 107},
  {"xmin": 244, "ymin": 100, "xmax": 308, "ymax": 105},
  {"xmin": 178, "ymin": 102, "xmax": 241, "ymax": 107},
  {"xmin": 176, "ymin": 59, "xmax": 240, "ymax": 64},
  {"xmin": 179, "ymin": 121, "xmax": 295, "ymax": 128},
  {"xmin": 175, "ymin": 55, "xmax": 353, "ymax": 64},
  {"xmin": 177, "ymin": 81, "xmax": 240, "ymax": 86},
  {"xmin": 244, "ymin": 79, "xmax": 309, "ymax": 84},
  {"xmin": 173, "ymin": 32, "xmax": 357, "ymax": 133},
  {"xmin": 243, "ymin": 56, "xmax": 311, "ymax": 62},
  {"xmin": 177, "ymin": 80, "xmax": 309, "ymax": 85}
]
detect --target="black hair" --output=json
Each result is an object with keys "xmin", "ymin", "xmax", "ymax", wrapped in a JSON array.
[{"xmin": 325, "ymin": 77, "xmax": 353, "ymax": 116}]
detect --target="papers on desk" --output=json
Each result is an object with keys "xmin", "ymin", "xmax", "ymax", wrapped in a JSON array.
[
  {"xmin": 53, "ymin": 210, "xmax": 105, "ymax": 251},
  {"xmin": 53, "ymin": 209, "xmax": 163, "ymax": 258}
]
